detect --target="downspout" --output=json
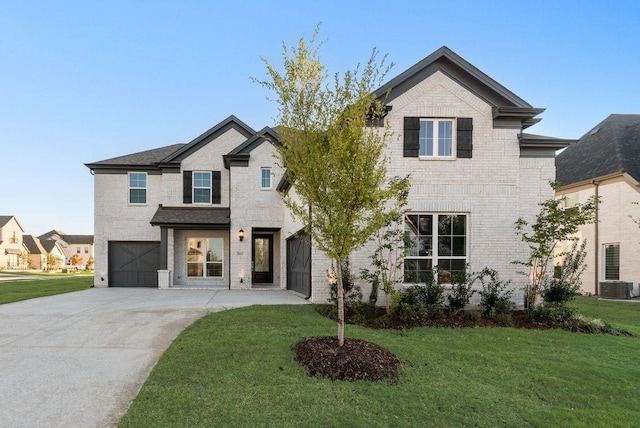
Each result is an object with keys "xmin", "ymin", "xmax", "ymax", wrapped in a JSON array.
[
  {"xmin": 228, "ymin": 167, "xmax": 232, "ymax": 290},
  {"xmin": 306, "ymin": 204, "xmax": 313, "ymax": 300},
  {"xmin": 592, "ymin": 180, "xmax": 600, "ymax": 296}
]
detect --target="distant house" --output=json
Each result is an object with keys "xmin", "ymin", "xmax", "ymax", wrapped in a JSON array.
[
  {"xmin": 86, "ymin": 46, "xmax": 570, "ymax": 304},
  {"xmin": 22, "ymin": 235, "xmax": 47, "ymax": 270},
  {"xmin": 38, "ymin": 230, "xmax": 94, "ymax": 268},
  {"xmin": 0, "ymin": 216, "xmax": 26, "ymax": 269},
  {"xmin": 40, "ymin": 239, "xmax": 66, "ymax": 269},
  {"xmin": 556, "ymin": 114, "xmax": 640, "ymax": 297}
]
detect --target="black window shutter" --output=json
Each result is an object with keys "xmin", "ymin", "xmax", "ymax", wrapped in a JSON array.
[
  {"xmin": 211, "ymin": 171, "xmax": 221, "ymax": 204},
  {"xmin": 457, "ymin": 118, "xmax": 473, "ymax": 158},
  {"xmin": 403, "ymin": 117, "xmax": 420, "ymax": 157},
  {"xmin": 183, "ymin": 171, "xmax": 192, "ymax": 204}
]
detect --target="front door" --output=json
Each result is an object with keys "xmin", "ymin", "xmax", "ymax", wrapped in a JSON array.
[{"xmin": 252, "ymin": 234, "xmax": 273, "ymax": 284}]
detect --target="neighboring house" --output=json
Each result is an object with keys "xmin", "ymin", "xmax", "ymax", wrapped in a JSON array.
[
  {"xmin": 556, "ymin": 114, "xmax": 640, "ymax": 298},
  {"xmin": 0, "ymin": 216, "xmax": 26, "ymax": 269},
  {"xmin": 40, "ymin": 239, "xmax": 67, "ymax": 269},
  {"xmin": 86, "ymin": 46, "xmax": 570, "ymax": 304},
  {"xmin": 22, "ymin": 235, "xmax": 47, "ymax": 270},
  {"xmin": 38, "ymin": 230, "xmax": 94, "ymax": 268}
]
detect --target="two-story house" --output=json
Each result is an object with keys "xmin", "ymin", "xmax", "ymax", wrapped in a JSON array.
[
  {"xmin": 0, "ymin": 216, "xmax": 26, "ymax": 269},
  {"xmin": 86, "ymin": 47, "xmax": 570, "ymax": 303},
  {"xmin": 556, "ymin": 114, "xmax": 640, "ymax": 298},
  {"xmin": 38, "ymin": 230, "xmax": 94, "ymax": 269}
]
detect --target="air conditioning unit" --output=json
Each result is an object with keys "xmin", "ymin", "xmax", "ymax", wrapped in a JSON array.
[{"xmin": 599, "ymin": 281, "xmax": 633, "ymax": 299}]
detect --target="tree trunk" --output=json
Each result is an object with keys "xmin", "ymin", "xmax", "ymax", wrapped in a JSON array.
[{"xmin": 336, "ymin": 257, "xmax": 345, "ymax": 347}]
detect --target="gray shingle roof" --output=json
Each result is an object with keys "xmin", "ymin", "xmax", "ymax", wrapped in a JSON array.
[
  {"xmin": 0, "ymin": 216, "xmax": 15, "ymax": 227},
  {"xmin": 85, "ymin": 144, "xmax": 186, "ymax": 168},
  {"xmin": 22, "ymin": 235, "xmax": 45, "ymax": 254},
  {"xmin": 150, "ymin": 207, "xmax": 231, "ymax": 229},
  {"xmin": 63, "ymin": 235, "xmax": 94, "ymax": 245},
  {"xmin": 556, "ymin": 114, "xmax": 640, "ymax": 186},
  {"xmin": 40, "ymin": 239, "xmax": 60, "ymax": 253}
]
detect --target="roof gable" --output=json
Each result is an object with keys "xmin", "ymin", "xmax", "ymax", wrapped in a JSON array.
[
  {"xmin": 0, "ymin": 216, "xmax": 25, "ymax": 232},
  {"xmin": 160, "ymin": 115, "xmax": 255, "ymax": 164},
  {"xmin": 374, "ymin": 46, "xmax": 544, "ymax": 128},
  {"xmin": 23, "ymin": 235, "xmax": 46, "ymax": 254},
  {"xmin": 224, "ymin": 127, "xmax": 280, "ymax": 168},
  {"xmin": 556, "ymin": 114, "xmax": 640, "ymax": 186}
]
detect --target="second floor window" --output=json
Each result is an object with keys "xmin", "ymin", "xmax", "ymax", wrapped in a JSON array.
[
  {"xmin": 261, "ymin": 168, "xmax": 272, "ymax": 190},
  {"xmin": 419, "ymin": 119, "xmax": 453, "ymax": 158},
  {"xmin": 193, "ymin": 172, "xmax": 212, "ymax": 204},
  {"xmin": 129, "ymin": 172, "xmax": 147, "ymax": 204}
]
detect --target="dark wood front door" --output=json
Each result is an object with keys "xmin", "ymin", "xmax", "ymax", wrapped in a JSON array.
[{"xmin": 252, "ymin": 234, "xmax": 273, "ymax": 284}]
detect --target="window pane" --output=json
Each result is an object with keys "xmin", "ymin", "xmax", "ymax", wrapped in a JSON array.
[
  {"xmin": 418, "ymin": 237, "xmax": 432, "ymax": 257},
  {"xmin": 187, "ymin": 239, "xmax": 204, "ymax": 262},
  {"xmin": 438, "ymin": 215, "xmax": 452, "ymax": 235},
  {"xmin": 188, "ymin": 263, "xmax": 203, "ymax": 277},
  {"xmin": 129, "ymin": 172, "xmax": 146, "ymax": 188},
  {"xmin": 129, "ymin": 189, "xmax": 146, "ymax": 204},
  {"xmin": 404, "ymin": 259, "xmax": 433, "ymax": 283},
  {"xmin": 207, "ymin": 238, "xmax": 223, "ymax": 262},
  {"xmin": 418, "ymin": 215, "xmax": 432, "ymax": 235},
  {"xmin": 193, "ymin": 188, "xmax": 211, "ymax": 203},
  {"xmin": 604, "ymin": 244, "xmax": 620, "ymax": 280},
  {"xmin": 439, "ymin": 237, "xmax": 452, "ymax": 256},
  {"xmin": 438, "ymin": 121, "xmax": 452, "ymax": 156},
  {"xmin": 207, "ymin": 262, "xmax": 222, "ymax": 277},
  {"xmin": 261, "ymin": 168, "xmax": 271, "ymax": 188},
  {"xmin": 193, "ymin": 172, "xmax": 211, "ymax": 187},
  {"xmin": 452, "ymin": 215, "xmax": 466, "ymax": 235},
  {"xmin": 452, "ymin": 237, "xmax": 466, "ymax": 256}
]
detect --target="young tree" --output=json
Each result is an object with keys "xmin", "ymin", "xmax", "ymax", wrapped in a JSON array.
[
  {"xmin": 70, "ymin": 254, "xmax": 84, "ymax": 268},
  {"xmin": 46, "ymin": 253, "xmax": 61, "ymax": 271},
  {"xmin": 514, "ymin": 182, "xmax": 599, "ymax": 308},
  {"xmin": 19, "ymin": 252, "xmax": 31, "ymax": 271},
  {"xmin": 257, "ymin": 27, "xmax": 409, "ymax": 346}
]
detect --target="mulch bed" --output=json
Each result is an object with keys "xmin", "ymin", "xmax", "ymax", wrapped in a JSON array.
[{"xmin": 293, "ymin": 336, "xmax": 401, "ymax": 382}]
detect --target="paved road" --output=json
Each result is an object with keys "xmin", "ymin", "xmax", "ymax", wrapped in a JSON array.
[{"xmin": 0, "ymin": 288, "xmax": 307, "ymax": 427}]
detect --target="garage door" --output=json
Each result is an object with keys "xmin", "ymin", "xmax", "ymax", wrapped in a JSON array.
[
  {"xmin": 287, "ymin": 233, "xmax": 311, "ymax": 296},
  {"xmin": 108, "ymin": 241, "xmax": 160, "ymax": 287}
]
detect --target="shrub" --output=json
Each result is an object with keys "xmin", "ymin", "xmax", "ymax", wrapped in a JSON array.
[
  {"xmin": 447, "ymin": 269, "xmax": 476, "ymax": 313},
  {"xmin": 477, "ymin": 268, "xmax": 514, "ymax": 317},
  {"xmin": 530, "ymin": 303, "xmax": 576, "ymax": 323},
  {"xmin": 541, "ymin": 240, "xmax": 587, "ymax": 305}
]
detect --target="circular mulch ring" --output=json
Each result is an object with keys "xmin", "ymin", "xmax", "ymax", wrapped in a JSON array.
[{"xmin": 292, "ymin": 336, "xmax": 402, "ymax": 382}]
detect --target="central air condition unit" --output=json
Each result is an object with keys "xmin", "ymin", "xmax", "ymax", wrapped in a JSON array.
[{"xmin": 599, "ymin": 281, "xmax": 633, "ymax": 299}]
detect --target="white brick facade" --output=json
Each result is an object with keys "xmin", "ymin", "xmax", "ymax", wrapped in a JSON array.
[{"xmin": 88, "ymin": 47, "xmax": 563, "ymax": 305}]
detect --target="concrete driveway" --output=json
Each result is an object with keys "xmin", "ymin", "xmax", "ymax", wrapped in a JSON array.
[{"xmin": 0, "ymin": 288, "xmax": 307, "ymax": 427}]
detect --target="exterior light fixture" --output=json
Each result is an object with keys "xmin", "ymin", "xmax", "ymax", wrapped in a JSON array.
[{"xmin": 238, "ymin": 229, "xmax": 245, "ymax": 242}]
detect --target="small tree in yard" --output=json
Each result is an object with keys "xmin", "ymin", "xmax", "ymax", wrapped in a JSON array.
[
  {"xmin": 514, "ymin": 182, "xmax": 598, "ymax": 308},
  {"xmin": 256, "ymin": 27, "xmax": 409, "ymax": 346},
  {"xmin": 19, "ymin": 252, "xmax": 31, "ymax": 270},
  {"xmin": 70, "ymin": 254, "xmax": 84, "ymax": 268}
]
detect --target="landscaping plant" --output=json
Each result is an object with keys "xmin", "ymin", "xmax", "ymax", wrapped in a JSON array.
[
  {"xmin": 514, "ymin": 182, "xmax": 598, "ymax": 308},
  {"xmin": 256, "ymin": 26, "xmax": 409, "ymax": 346}
]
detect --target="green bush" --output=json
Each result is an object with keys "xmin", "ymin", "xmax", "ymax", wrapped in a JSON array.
[
  {"xmin": 477, "ymin": 268, "xmax": 514, "ymax": 317},
  {"xmin": 447, "ymin": 270, "xmax": 476, "ymax": 313},
  {"xmin": 531, "ymin": 303, "xmax": 576, "ymax": 323}
]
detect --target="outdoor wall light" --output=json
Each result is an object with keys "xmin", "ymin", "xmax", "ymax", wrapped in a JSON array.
[{"xmin": 238, "ymin": 229, "xmax": 245, "ymax": 242}]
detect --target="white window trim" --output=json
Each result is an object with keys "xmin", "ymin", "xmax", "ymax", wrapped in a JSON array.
[
  {"xmin": 128, "ymin": 172, "xmax": 147, "ymax": 205},
  {"xmin": 261, "ymin": 167, "xmax": 273, "ymax": 190},
  {"xmin": 192, "ymin": 171, "xmax": 212, "ymax": 204},
  {"xmin": 418, "ymin": 118, "xmax": 456, "ymax": 160},
  {"xmin": 403, "ymin": 213, "xmax": 469, "ymax": 285},
  {"xmin": 187, "ymin": 237, "xmax": 224, "ymax": 278}
]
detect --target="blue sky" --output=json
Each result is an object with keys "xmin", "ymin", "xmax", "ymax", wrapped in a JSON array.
[{"xmin": 1, "ymin": 0, "xmax": 639, "ymax": 235}]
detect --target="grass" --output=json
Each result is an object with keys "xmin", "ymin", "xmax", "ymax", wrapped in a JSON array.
[
  {"xmin": 120, "ymin": 297, "xmax": 640, "ymax": 427},
  {"xmin": 0, "ymin": 275, "xmax": 93, "ymax": 304}
]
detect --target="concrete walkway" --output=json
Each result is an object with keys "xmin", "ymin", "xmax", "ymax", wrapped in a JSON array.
[{"xmin": 0, "ymin": 288, "xmax": 308, "ymax": 427}]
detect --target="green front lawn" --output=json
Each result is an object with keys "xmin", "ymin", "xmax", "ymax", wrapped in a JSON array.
[
  {"xmin": 0, "ymin": 276, "xmax": 93, "ymax": 304},
  {"xmin": 120, "ymin": 297, "xmax": 640, "ymax": 427}
]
